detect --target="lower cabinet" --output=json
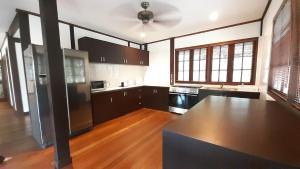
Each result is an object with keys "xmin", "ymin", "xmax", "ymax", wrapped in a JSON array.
[
  {"xmin": 142, "ymin": 86, "xmax": 169, "ymax": 111},
  {"xmin": 92, "ymin": 86, "xmax": 167, "ymax": 126},
  {"xmin": 198, "ymin": 89, "xmax": 260, "ymax": 102},
  {"xmin": 91, "ymin": 91, "xmax": 117, "ymax": 125}
]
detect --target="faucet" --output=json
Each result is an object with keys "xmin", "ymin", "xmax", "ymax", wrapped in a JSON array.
[{"xmin": 220, "ymin": 84, "xmax": 224, "ymax": 89}]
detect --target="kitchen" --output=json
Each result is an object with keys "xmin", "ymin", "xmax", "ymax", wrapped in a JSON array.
[{"xmin": 0, "ymin": 0, "xmax": 300, "ymax": 168}]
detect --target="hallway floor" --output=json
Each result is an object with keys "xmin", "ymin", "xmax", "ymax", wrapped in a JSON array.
[
  {"xmin": 0, "ymin": 101, "xmax": 39, "ymax": 157},
  {"xmin": 2, "ymin": 108, "xmax": 177, "ymax": 169}
]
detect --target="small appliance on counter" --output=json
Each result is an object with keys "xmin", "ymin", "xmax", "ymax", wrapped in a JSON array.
[
  {"xmin": 169, "ymin": 86, "xmax": 200, "ymax": 114},
  {"xmin": 91, "ymin": 81, "xmax": 109, "ymax": 91},
  {"xmin": 120, "ymin": 81, "xmax": 128, "ymax": 87}
]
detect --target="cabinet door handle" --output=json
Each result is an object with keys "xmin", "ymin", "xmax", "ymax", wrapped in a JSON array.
[{"xmin": 110, "ymin": 97, "xmax": 113, "ymax": 103}]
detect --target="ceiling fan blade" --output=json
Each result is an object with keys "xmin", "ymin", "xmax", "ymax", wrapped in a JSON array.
[
  {"xmin": 111, "ymin": 2, "xmax": 139, "ymax": 20},
  {"xmin": 153, "ymin": 17, "xmax": 181, "ymax": 27},
  {"xmin": 150, "ymin": 1, "xmax": 180, "ymax": 18}
]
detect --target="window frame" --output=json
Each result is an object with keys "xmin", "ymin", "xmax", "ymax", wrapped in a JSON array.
[
  {"xmin": 267, "ymin": 0, "xmax": 300, "ymax": 111},
  {"xmin": 175, "ymin": 37, "xmax": 258, "ymax": 85}
]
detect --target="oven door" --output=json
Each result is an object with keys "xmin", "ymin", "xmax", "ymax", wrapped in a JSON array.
[
  {"xmin": 187, "ymin": 93, "xmax": 200, "ymax": 109},
  {"xmin": 169, "ymin": 92, "xmax": 189, "ymax": 114}
]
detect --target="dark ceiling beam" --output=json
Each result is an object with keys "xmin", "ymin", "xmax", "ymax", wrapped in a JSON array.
[
  {"xmin": 15, "ymin": 8, "xmax": 142, "ymax": 46},
  {"xmin": 146, "ymin": 19, "xmax": 261, "ymax": 45},
  {"xmin": 69, "ymin": 24, "xmax": 75, "ymax": 49},
  {"xmin": 260, "ymin": 0, "xmax": 273, "ymax": 35},
  {"xmin": 7, "ymin": 14, "xmax": 19, "ymax": 36},
  {"xmin": 38, "ymin": 0, "xmax": 71, "ymax": 168},
  {"xmin": 261, "ymin": 0, "xmax": 273, "ymax": 21},
  {"xmin": 18, "ymin": 12, "xmax": 31, "ymax": 50}
]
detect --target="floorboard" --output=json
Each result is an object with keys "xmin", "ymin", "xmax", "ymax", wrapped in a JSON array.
[{"xmin": 1, "ymin": 107, "xmax": 177, "ymax": 169}]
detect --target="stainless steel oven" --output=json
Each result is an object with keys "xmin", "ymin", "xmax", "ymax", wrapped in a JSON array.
[{"xmin": 169, "ymin": 87, "xmax": 200, "ymax": 114}]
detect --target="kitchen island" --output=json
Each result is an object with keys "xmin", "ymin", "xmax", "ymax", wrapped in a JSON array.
[{"xmin": 163, "ymin": 96, "xmax": 300, "ymax": 169}]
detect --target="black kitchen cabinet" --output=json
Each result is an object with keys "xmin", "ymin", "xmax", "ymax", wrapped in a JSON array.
[
  {"xmin": 198, "ymin": 89, "xmax": 260, "ymax": 102},
  {"xmin": 78, "ymin": 37, "xmax": 149, "ymax": 66},
  {"xmin": 91, "ymin": 86, "xmax": 169, "ymax": 126},
  {"xmin": 143, "ymin": 86, "xmax": 169, "ymax": 111},
  {"xmin": 91, "ymin": 91, "xmax": 116, "ymax": 125},
  {"xmin": 140, "ymin": 50, "xmax": 149, "ymax": 66}
]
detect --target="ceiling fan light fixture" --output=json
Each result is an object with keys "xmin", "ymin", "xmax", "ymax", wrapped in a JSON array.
[
  {"xmin": 140, "ymin": 32, "xmax": 146, "ymax": 38},
  {"xmin": 209, "ymin": 11, "xmax": 219, "ymax": 21},
  {"xmin": 138, "ymin": 10, "xmax": 154, "ymax": 24}
]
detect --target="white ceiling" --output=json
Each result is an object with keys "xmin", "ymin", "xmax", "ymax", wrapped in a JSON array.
[{"xmin": 0, "ymin": 0, "xmax": 268, "ymax": 45}]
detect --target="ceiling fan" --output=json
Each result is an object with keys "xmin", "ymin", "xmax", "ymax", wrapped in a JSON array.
[{"xmin": 114, "ymin": 1, "xmax": 181, "ymax": 32}]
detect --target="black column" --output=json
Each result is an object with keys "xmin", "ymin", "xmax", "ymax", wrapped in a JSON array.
[
  {"xmin": 69, "ymin": 25, "xmax": 75, "ymax": 49},
  {"xmin": 170, "ymin": 38, "xmax": 174, "ymax": 85},
  {"xmin": 7, "ymin": 34, "xmax": 23, "ymax": 113},
  {"xmin": 18, "ymin": 12, "xmax": 31, "ymax": 52},
  {"xmin": 38, "ymin": 0, "xmax": 72, "ymax": 168}
]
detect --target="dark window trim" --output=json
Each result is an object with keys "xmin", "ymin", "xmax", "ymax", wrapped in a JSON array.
[
  {"xmin": 267, "ymin": 0, "xmax": 300, "ymax": 111},
  {"xmin": 174, "ymin": 37, "xmax": 259, "ymax": 85}
]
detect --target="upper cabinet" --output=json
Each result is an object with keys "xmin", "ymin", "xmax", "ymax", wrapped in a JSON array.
[{"xmin": 78, "ymin": 37, "xmax": 149, "ymax": 66}]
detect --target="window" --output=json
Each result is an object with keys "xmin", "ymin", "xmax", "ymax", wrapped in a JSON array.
[
  {"xmin": 192, "ymin": 48, "xmax": 207, "ymax": 82},
  {"xmin": 232, "ymin": 42, "xmax": 254, "ymax": 83},
  {"xmin": 269, "ymin": 0, "xmax": 291, "ymax": 96},
  {"xmin": 211, "ymin": 45, "xmax": 228, "ymax": 82},
  {"xmin": 65, "ymin": 57, "xmax": 86, "ymax": 84},
  {"xmin": 268, "ymin": 0, "xmax": 300, "ymax": 111},
  {"xmin": 177, "ymin": 50, "xmax": 190, "ymax": 82},
  {"xmin": 175, "ymin": 37, "xmax": 257, "ymax": 85}
]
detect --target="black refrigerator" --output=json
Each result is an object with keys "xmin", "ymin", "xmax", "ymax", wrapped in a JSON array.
[{"xmin": 24, "ymin": 45, "xmax": 92, "ymax": 148}]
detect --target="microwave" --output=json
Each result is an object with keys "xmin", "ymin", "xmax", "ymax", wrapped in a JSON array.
[{"xmin": 91, "ymin": 81, "xmax": 108, "ymax": 90}]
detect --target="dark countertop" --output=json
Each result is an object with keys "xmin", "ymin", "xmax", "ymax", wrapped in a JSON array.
[
  {"xmin": 91, "ymin": 85, "xmax": 169, "ymax": 94},
  {"xmin": 164, "ymin": 96, "xmax": 300, "ymax": 168}
]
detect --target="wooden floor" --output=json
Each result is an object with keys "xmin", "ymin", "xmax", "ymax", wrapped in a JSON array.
[
  {"xmin": 1, "ymin": 107, "xmax": 177, "ymax": 169},
  {"xmin": 0, "ymin": 101, "xmax": 39, "ymax": 157}
]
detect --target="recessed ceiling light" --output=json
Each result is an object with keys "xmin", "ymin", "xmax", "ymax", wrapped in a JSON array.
[
  {"xmin": 140, "ymin": 32, "xmax": 146, "ymax": 38},
  {"xmin": 209, "ymin": 11, "xmax": 219, "ymax": 21}
]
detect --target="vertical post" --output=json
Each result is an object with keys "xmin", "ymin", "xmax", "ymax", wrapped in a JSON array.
[
  {"xmin": 7, "ymin": 34, "xmax": 23, "ymax": 113},
  {"xmin": 18, "ymin": 11, "xmax": 31, "ymax": 52},
  {"xmin": 18, "ymin": 11, "xmax": 31, "ymax": 113},
  {"xmin": 170, "ymin": 38, "xmax": 174, "ymax": 85},
  {"xmin": 38, "ymin": 0, "xmax": 72, "ymax": 168},
  {"xmin": 69, "ymin": 25, "xmax": 75, "ymax": 49},
  {"xmin": 128, "ymin": 41, "xmax": 130, "ymax": 47}
]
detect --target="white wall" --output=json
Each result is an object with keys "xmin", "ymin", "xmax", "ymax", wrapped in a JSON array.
[
  {"xmin": 144, "ymin": 40, "xmax": 170, "ymax": 86},
  {"xmin": 1, "ymin": 39, "xmax": 14, "ymax": 106},
  {"xmin": 175, "ymin": 22, "xmax": 261, "ymax": 48},
  {"xmin": 15, "ymin": 42, "xmax": 29, "ymax": 112},
  {"xmin": 89, "ymin": 64, "xmax": 146, "ymax": 87},
  {"xmin": 130, "ymin": 43, "xmax": 140, "ymax": 49},
  {"xmin": 29, "ymin": 15, "xmax": 71, "ymax": 48},
  {"xmin": 258, "ymin": 0, "xmax": 284, "ymax": 100}
]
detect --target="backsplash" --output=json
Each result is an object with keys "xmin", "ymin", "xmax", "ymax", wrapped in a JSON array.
[{"xmin": 89, "ymin": 63, "xmax": 147, "ymax": 88}]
